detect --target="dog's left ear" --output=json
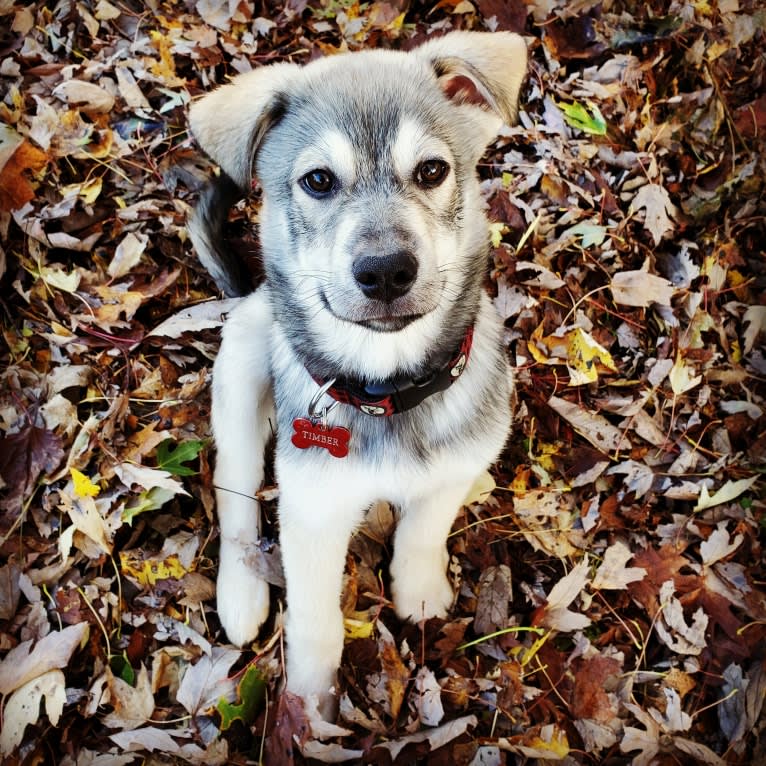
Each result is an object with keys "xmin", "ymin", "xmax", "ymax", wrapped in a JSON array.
[
  {"xmin": 416, "ymin": 31, "xmax": 527, "ymax": 131},
  {"xmin": 189, "ymin": 62, "xmax": 300, "ymax": 189}
]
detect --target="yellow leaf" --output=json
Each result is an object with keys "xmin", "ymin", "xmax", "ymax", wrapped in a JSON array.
[
  {"xmin": 344, "ymin": 618, "xmax": 374, "ymax": 640},
  {"xmin": 40, "ymin": 266, "xmax": 81, "ymax": 294},
  {"xmin": 120, "ymin": 552, "xmax": 189, "ymax": 586},
  {"xmin": 489, "ymin": 222, "xmax": 506, "ymax": 248},
  {"xmin": 567, "ymin": 327, "xmax": 617, "ymax": 386},
  {"xmin": 71, "ymin": 468, "xmax": 100, "ymax": 498},
  {"xmin": 669, "ymin": 354, "xmax": 702, "ymax": 396},
  {"xmin": 525, "ymin": 727, "xmax": 570, "ymax": 757}
]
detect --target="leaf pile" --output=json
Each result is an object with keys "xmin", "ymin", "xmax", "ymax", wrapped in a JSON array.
[{"xmin": 1, "ymin": 1, "xmax": 764, "ymax": 764}]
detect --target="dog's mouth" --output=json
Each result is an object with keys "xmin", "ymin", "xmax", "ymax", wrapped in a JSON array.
[
  {"xmin": 320, "ymin": 292, "xmax": 427, "ymax": 333},
  {"xmin": 356, "ymin": 314, "xmax": 423, "ymax": 332}
]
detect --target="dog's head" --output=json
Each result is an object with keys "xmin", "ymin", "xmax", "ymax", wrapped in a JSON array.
[{"xmin": 190, "ymin": 32, "xmax": 526, "ymax": 377}]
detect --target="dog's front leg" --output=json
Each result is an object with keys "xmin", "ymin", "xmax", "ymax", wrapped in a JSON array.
[
  {"xmin": 277, "ymin": 474, "xmax": 365, "ymax": 718},
  {"xmin": 212, "ymin": 291, "xmax": 275, "ymax": 646},
  {"xmin": 390, "ymin": 480, "xmax": 476, "ymax": 622}
]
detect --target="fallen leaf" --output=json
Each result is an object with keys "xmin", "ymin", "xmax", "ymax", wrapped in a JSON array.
[
  {"xmin": 71, "ymin": 468, "xmax": 101, "ymax": 498},
  {"xmin": 414, "ymin": 666, "xmax": 444, "ymax": 727},
  {"xmin": 631, "ymin": 183, "xmax": 678, "ymax": 245},
  {"xmin": 0, "ymin": 623, "xmax": 88, "ymax": 696},
  {"xmin": 176, "ymin": 647, "xmax": 240, "ymax": 717},
  {"xmin": 374, "ymin": 714, "xmax": 478, "ymax": 760},
  {"xmin": 217, "ymin": 663, "xmax": 266, "ymax": 730},
  {"xmin": 610, "ymin": 269, "xmax": 675, "ymax": 308},
  {"xmin": 108, "ymin": 231, "xmax": 149, "ymax": 279},
  {"xmin": 0, "ymin": 138, "xmax": 48, "ymax": 212},
  {"xmin": 0, "ymin": 670, "xmax": 67, "ymax": 756},
  {"xmin": 101, "ymin": 665, "xmax": 155, "ymax": 730},
  {"xmin": 537, "ymin": 557, "xmax": 591, "ymax": 631},
  {"xmin": 52, "ymin": 80, "xmax": 115, "ymax": 113},
  {"xmin": 669, "ymin": 354, "xmax": 702, "ymax": 395},
  {"xmin": 147, "ymin": 298, "xmax": 240, "ymax": 339},
  {"xmin": 548, "ymin": 396, "xmax": 631, "ymax": 452},
  {"xmin": 474, "ymin": 564, "xmax": 512, "ymax": 635},
  {"xmin": 655, "ymin": 580, "xmax": 708, "ymax": 656},
  {"xmin": 694, "ymin": 475, "xmax": 759, "ymax": 511},
  {"xmin": 591, "ymin": 541, "xmax": 647, "ymax": 590},
  {"xmin": 700, "ymin": 522, "xmax": 744, "ymax": 566},
  {"xmin": 0, "ymin": 425, "xmax": 64, "ymax": 515}
]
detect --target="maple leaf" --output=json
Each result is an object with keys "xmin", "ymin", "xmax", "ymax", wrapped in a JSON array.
[
  {"xmin": 0, "ymin": 623, "xmax": 88, "ymax": 697},
  {"xmin": 591, "ymin": 541, "xmax": 647, "ymax": 590},
  {"xmin": 610, "ymin": 269, "xmax": 675, "ymax": 308},
  {"xmin": 536, "ymin": 557, "xmax": 591, "ymax": 632},
  {"xmin": 630, "ymin": 182, "xmax": 678, "ymax": 245},
  {"xmin": 0, "ymin": 425, "xmax": 64, "ymax": 516},
  {"xmin": 176, "ymin": 646, "xmax": 240, "ymax": 718},
  {"xmin": 0, "ymin": 670, "xmax": 67, "ymax": 756},
  {"xmin": 217, "ymin": 663, "xmax": 266, "ymax": 730},
  {"xmin": 0, "ymin": 136, "xmax": 48, "ymax": 212},
  {"xmin": 265, "ymin": 691, "xmax": 311, "ymax": 766}
]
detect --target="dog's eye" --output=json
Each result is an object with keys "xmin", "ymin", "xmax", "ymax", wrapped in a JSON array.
[
  {"xmin": 416, "ymin": 159, "xmax": 449, "ymax": 188},
  {"xmin": 300, "ymin": 169, "xmax": 336, "ymax": 197}
]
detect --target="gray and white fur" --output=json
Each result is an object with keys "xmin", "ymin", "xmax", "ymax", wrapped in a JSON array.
[{"xmin": 188, "ymin": 31, "xmax": 527, "ymax": 718}]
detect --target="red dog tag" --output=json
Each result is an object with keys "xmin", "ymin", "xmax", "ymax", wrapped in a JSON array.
[{"xmin": 291, "ymin": 418, "xmax": 350, "ymax": 458}]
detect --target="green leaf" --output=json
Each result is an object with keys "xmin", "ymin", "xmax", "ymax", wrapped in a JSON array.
[
  {"xmin": 122, "ymin": 486, "xmax": 177, "ymax": 525},
  {"xmin": 110, "ymin": 653, "xmax": 135, "ymax": 685},
  {"xmin": 217, "ymin": 664, "xmax": 266, "ymax": 730},
  {"xmin": 557, "ymin": 100, "xmax": 607, "ymax": 135},
  {"xmin": 565, "ymin": 221, "xmax": 608, "ymax": 248},
  {"xmin": 156, "ymin": 439, "xmax": 205, "ymax": 477}
]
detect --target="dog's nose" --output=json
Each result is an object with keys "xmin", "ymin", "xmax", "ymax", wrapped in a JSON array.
[{"xmin": 352, "ymin": 252, "xmax": 418, "ymax": 302}]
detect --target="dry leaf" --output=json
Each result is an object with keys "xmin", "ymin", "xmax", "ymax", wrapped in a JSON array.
[
  {"xmin": 538, "ymin": 557, "xmax": 591, "ymax": 631},
  {"xmin": 610, "ymin": 270, "xmax": 675, "ymax": 308},
  {"xmin": 176, "ymin": 647, "xmax": 240, "ymax": 717},
  {"xmin": 0, "ymin": 670, "xmax": 67, "ymax": 755},
  {"xmin": 0, "ymin": 623, "xmax": 88, "ymax": 696},
  {"xmin": 694, "ymin": 475, "xmax": 759, "ymax": 511},
  {"xmin": 52, "ymin": 80, "xmax": 115, "ymax": 113},
  {"xmin": 631, "ymin": 183, "xmax": 677, "ymax": 245},
  {"xmin": 548, "ymin": 396, "xmax": 631, "ymax": 452},
  {"xmin": 591, "ymin": 541, "xmax": 647, "ymax": 590},
  {"xmin": 414, "ymin": 666, "xmax": 444, "ymax": 727},
  {"xmin": 101, "ymin": 666, "xmax": 155, "ymax": 730},
  {"xmin": 655, "ymin": 580, "xmax": 708, "ymax": 655}
]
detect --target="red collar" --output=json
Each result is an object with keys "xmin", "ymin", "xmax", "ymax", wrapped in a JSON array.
[{"xmin": 315, "ymin": 325, "xmax": 474, "ymax": 417}]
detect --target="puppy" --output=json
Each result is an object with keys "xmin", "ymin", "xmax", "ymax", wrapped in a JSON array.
[{"xmin": 188, "ymin": 31, "xmax": 527, "ymax": 716}]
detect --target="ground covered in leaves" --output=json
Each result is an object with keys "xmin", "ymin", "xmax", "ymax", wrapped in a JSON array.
[{"xmin": 0, "ymin": 0, "xmax": 765, "ymax": 764}]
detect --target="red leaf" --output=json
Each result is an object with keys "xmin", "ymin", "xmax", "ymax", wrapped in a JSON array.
[{"xmin": 264, "ymin": 691, "xmax": 310, "ymax": 766}]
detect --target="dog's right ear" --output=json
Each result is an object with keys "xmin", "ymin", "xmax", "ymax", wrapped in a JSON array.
[
  {"xmin": 415, "ymin": 31, "xmax": 527, "ymax": 136},
  {"xmin": 189, "ymin": 63, "xmax": 300, "ymax": 189}
]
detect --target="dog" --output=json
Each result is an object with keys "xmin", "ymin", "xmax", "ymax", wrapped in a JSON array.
[{"xmin": 188, "ymin": 30, "xmax": 527, "ymax": 717}]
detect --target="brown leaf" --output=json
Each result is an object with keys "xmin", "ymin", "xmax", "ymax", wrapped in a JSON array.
[
  {"xmin": 571, "ymin": 654, "xmax": 622, "ymax": 722},
  {"xmin": 0, "ymin": 425, "xmax": 64, "ymax": 517},
  {"xmin": 475, "ymin": 0, "xmax": 527, "ymax": 33},
  {"xmin": 629, "ymin": 545, "xmax": 699, "ymax": 617},
  {"xmin": 0, "ymin": 140, "xmax": 48, "ymax": 212},
  {"xmin": 265, "ymin": 691, "xmax": 310, "ymax": 766},
  {"xmin": 474, "ymin": 564, "xmax": 512, "ymax": 635},
  {"xmin": 379, "ymin": 638, "xmax": 409, "ymax": 719}
]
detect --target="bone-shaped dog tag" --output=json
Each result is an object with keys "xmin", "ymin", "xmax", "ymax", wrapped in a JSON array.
[{"xmin": 291, "ymin": 418, "xmax": 350, "ymax": 458}]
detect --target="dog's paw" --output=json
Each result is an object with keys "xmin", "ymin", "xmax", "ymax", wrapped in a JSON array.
[
  {"xmin": 216, "ymin": 550, "xmax": 270, "ymax": 646},
  {"xmin": 391, "ymin": 566, "xmax": 453, "ymax": 622}
]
